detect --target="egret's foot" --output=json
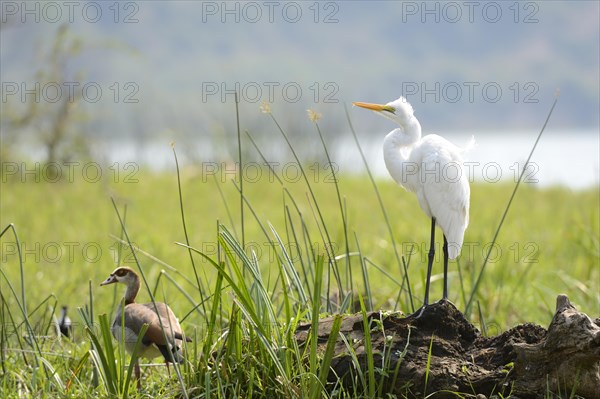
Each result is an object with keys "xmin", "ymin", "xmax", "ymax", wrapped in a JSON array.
[
  {"xmin": 437, "ymin": 297, "xmax": 454, "ymax": 306},
  {"xmin": 411, "ymin": 304, "xmax": 429, "ymax": 319}
]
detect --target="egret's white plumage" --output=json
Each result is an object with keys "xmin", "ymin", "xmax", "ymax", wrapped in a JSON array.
[{"xmin": 353, "ymin": 96, "xmax": 471, "ymax": 309}]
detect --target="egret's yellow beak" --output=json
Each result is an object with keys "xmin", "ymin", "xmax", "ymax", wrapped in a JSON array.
[{"xmin": 352, "ymin": 102, "xmax": 396, "ymax": 114}]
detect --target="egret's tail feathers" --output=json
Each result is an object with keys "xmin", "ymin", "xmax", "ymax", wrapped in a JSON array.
[
  {"xmin": 461, "ymin": 135, "xmax": 476, "ymax": 154},
  {"xmin": 447, "ymin": 240, "xmax": 463, "ymax": 260}
]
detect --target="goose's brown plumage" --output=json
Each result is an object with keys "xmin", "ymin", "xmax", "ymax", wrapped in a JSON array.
[{"xmin": 100, "ymin": 267, "xmax": 190, "ymax": 387}]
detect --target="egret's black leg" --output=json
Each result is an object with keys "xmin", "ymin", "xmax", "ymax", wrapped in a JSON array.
[
  {"xmin": 423, "ymin": 217, "xmax": 436, "ymax": 306},
  {"xmin": 442, "ymin": 235, "xmax": 449, "ymax": 300},
  {"xmin": 413, "ymin": 217, "xmax": 436, "ymax": 318}
]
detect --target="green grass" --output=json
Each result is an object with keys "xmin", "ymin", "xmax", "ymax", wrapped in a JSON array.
[
  {"xmin": 2, "ymin": 167, "xmax": 597, "ymax": 321},
  {"xmin": 1, "ymin": 112, "xmax": 598, "ymax": 397}
]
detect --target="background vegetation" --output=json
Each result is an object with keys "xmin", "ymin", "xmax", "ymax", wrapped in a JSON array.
[{"xmin": 1, "ymin": 110, "xmax": 598, "ymax": 397}]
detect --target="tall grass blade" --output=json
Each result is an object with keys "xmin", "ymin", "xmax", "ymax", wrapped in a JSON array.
[
  {"xmin": 230, "ymin": 296, "xmax": 288, "ymax": 384},
  {"xmin": 304, "ymin": 191, "xmax": 344, "ymax": 312},
  {"xmin": 172, "ymin": 144, "xmax": 207, "ymax": 317},
  {"xmin": 477, "ymin": 301, "xmax": 487, "ymax": 337},
  {"xmin": 312, "ymin": 314, "xmax": 342, "ymax": 399},
  {"xmin": 465, "ymin": 93, "xmax": 560, "ymax": 315},
  {"xmin": 178, "ymin": 232, "xmax": 270, "ymax": 338},
  {"xmin": 230, "ymin": 179, "xmax": 272, "ymax": 243},
  {"xmin": 312, "ymin": 119, "xmax": 352, "ymax": 278},
  {"xmin": 0, "ymin": 223, "xmax": 43, "ymax": 368},
  {"xmin": 84, "ymin": 314, "xmax": 117, "ymax": 395},
  {"xmin": 38, "ymin": 356, "xmax": 65, "ymax": 391},
  {"xmin": 234, "ymin": 91, "xmax": 245, "ymax": 248},
  {"xmin": 338, "ymin": 333, "xmax": 366, "ymax": 391},
  {"xmin": 245, "ymin": 131, "xmax": 284, "ymax": 185},
  {"xmin": 66, "ymin": 350, "xmax": 90, "ymax": 393},
  {"xmin": 424, "ymin": 334, "xmax": 435, "ymax": 396},
  {"xmin": 344, "ymin": 106, "xmax": 409, "ymax": 307},
  {"xmin": 391, "ymin": 325, "xmax": 412, "ymax": 389},
  {"xmin": 354, "ymin": 232, "xmax": 372, "ymax": 311},
  {"xmin": 84, "ymin": 313, "xmax": 149, "ymax": 398},
  {"xmin": 270, "ymin": 223, "xmax": 308, "ymax": 307},
  {"xmin": 309, "ymin": 256, "xmax": 324, "ymax": 396},
  {"xmin": 211, "ymin": 172, "xmax": 238, "ymax": 237},
  {"xmin": 0, "ymin": 224, "xmax": 25, "ymax": 313},
  {"xmin": 359, "ymin": 294, "xmax": 375, "ymax": 397},
  {"xmin": 123, "ymin": 323, "xmax": 149, "ymax": 396},
  {"xmin": 220, "ymin": 227, "xmax": 277, "ymax": 328},
  {"xmin": 205, "ymin": 267, "xmax": 224, "ymax": 360},
  {"xmin": 266, "ymin": 110, "xmax": 342, "ymax": 297},
  {"xmin": 284, "ymin": 205, "xmax": 311, "ymax": 294}
]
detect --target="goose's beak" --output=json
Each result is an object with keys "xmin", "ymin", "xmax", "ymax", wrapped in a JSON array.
[{"xmin": 100, "ymin": 275, "xmax": 117, "ymax": 286}]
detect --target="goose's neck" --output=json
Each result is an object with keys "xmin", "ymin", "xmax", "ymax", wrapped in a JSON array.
[{"xmin": 124, "ymin": 277, "xmax": 140, "ymax": 305}]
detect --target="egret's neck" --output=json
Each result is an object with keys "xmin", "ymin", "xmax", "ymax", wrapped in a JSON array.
[
  {"xmin": 383, "ymin": 117, "xmax": 421, "ymax": 186},
  {"xmin": 124, "ymin": 277, "xmax": 140, "ymax": 305},
  {"xmin": 392, "ymin": 116, "xmax": 421, "ymax": 146}
]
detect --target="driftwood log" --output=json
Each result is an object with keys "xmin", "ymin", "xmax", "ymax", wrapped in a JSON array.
[{"xmin": 295, "ymin": 295, "xmax": 600, "ymax": 398}]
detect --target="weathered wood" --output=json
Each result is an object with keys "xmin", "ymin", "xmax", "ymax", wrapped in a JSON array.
[
  {"xmin": 295, "ymin": 295, "xmax": 599, "ymax": 398},
  {"xmin": 512, "ymin": 295, "xmax": 600, "ymax": 398}
]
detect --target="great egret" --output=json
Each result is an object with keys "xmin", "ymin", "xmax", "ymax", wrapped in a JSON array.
[{"xmin": 353, "ymin": 97, "xmax": 470, "ymax": 314}]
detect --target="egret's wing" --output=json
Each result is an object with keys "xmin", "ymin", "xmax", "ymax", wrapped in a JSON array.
[{"xmin": 419, "ymin": 136, "xmax": 470, "ymax": 259}]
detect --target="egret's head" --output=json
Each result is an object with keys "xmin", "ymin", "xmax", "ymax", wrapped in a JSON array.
[{"xmin": 353, "ymin": 96, "xmax": 415, "ymax": 126}]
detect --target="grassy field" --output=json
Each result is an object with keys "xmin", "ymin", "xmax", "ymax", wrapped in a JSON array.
[{"xmin": 1, "ymin": 132, "xmax": 599, "ymax": 397}]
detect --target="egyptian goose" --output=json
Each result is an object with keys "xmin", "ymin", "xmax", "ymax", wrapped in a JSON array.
[{"xmin": 100, "ymin": 266, "xmax": 191, "ymax": 387}]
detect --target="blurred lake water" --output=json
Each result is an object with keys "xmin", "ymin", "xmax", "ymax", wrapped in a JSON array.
[{"xmin": 16, "ymin": 130, "xmax": 599, "ymax": 190}]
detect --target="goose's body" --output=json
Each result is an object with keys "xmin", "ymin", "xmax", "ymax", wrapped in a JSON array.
[
  {"xmin": 111, "ymin": 301, "xmax": 187, "ymax": 362},
  {"xmin": 101, "ymin": 267, "xmax": 190, "ymax": 387}
]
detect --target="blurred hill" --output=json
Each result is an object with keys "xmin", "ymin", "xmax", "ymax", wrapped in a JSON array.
[{"xmin": 1, "ymin": 1, "xmax": 598, "ymax": 153}]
